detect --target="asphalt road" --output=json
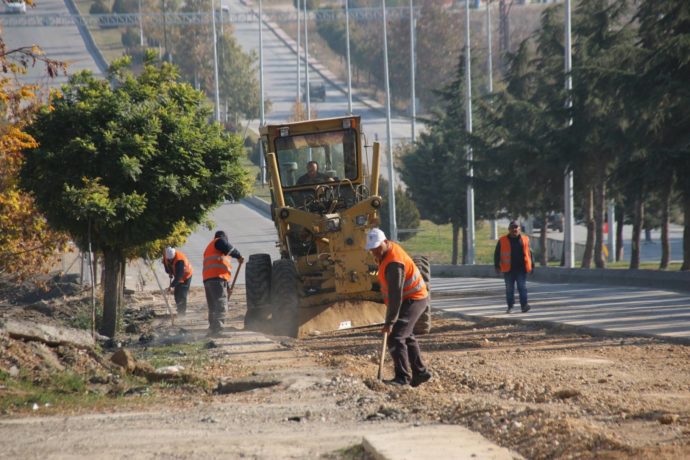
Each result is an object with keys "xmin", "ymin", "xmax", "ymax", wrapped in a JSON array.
[{"xmin": 1, "ymin": 0, "xmax": 103, "ymax": 89}]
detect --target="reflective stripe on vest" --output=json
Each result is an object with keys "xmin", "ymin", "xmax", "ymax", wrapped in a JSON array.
[
  {"xmin": 202, "ymin": 238, "xmax": 232, "ymax": 281},
  {"xmin": 498, "ymin": 234, "xmax": 532, "ymax": 273},
  {"xmin": 377, "ymin": 242, "xmax": 428, "ymax": 305},
  {"xmin": 164, "ymin": 251, "xmax": 193, "ymax": 282}
]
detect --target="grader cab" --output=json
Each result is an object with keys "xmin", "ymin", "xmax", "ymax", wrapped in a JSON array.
[{"xmin": 244, "ymin": 116, "xmax": 391, "ymax": 337}]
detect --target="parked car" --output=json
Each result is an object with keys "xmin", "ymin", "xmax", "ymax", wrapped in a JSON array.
[
  {"xmin": 302, "ymin": 82, "xmax": 326, "ymax": 102},
  {"xmin": 5, "ymin": 0, "xmax": 27, "ymax": 14},
  {"xmin": 532, "ymin": 213, "xmax": 564, "ymax": 232}
]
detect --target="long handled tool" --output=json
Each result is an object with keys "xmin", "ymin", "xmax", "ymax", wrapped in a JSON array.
[
  {"xmin": 148, "ymin": 260, "xmax": 175, "ymax": 327},
  {"xmin": 377, "ymin": 332, "xmax": 388, "ymax": 381},
  {"xmin": 227, "ymin": 259, "xmax": 243, "ymax": 298}
]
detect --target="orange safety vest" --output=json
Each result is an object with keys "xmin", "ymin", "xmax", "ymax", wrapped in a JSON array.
[
  {"xmin": 202, "ymin": 238, "xmax": 232, "ymax": 281},
  {"xmin": 378, "ymin": 242, "xmax": 428, "ymax": 305},
  {"xmin": 163, "ymin": 251, "xmax": 193, "ymax": 282},
  {"xmin": 498, "ymin": 234, "xmax": 532, "ymax": 273}
]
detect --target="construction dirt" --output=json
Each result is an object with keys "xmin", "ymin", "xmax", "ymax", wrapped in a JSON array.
[{"xmin": 1, "ymin": 277, "xmax": 689, "ymax": 459}]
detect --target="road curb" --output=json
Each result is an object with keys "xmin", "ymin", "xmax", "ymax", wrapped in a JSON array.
[{"xmin": 362, "ymin": 424, "xmax": 518, "ymax": 460}]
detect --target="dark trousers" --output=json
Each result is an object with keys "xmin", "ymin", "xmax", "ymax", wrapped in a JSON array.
[
  {"xmin": 204, "ymin": 278, "xmax": 228, "ymax": 331},
  {"xmin": 173, "ymin": 277, "xmax": 191, "ymax": 314},
  {"xmin": 503, "ymin": 271, "xmax": 528, "ymax": 308},
  {"xmin": 389, "ymin": 297, "xmax": 429, "ymax": 383}
]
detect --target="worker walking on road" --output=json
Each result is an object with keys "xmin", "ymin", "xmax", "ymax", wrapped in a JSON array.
[
  {"xmin": 494, "ymin": 220, "xmax": 535, "ymax": 314},
  {"xmin": 366, "ymin": 228, "xmax": 432, "ymax": 387},
  {"xmin": 203, "ymin": 230, "xmax": 244, "ymax": 335},
  {"xmin": 163, "ymin": 247, "xmax": 193, "ymax": 316}
]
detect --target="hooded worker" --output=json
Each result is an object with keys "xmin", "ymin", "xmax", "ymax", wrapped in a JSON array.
[
  {"xmin": 162, "ymin": 247, "xmax": 193, "ymax": 316},
  {"xmin": 366, "ymin": 228, "xmax": 432, "ymax": 387},
  {"xmin": 202, "ymin": 230, "xmax": 244, "ymax": 335}
]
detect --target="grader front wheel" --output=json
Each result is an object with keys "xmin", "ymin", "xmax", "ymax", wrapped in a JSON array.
[
  {"xmin": 244, "ymin": 254, "xmax": 272, "ymax": 330},
  {"xmin": 270, "ymin": 259, "xmax": 299, "ymax": 337}
]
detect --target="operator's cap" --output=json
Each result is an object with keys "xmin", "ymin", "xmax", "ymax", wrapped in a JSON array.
[
  {"xmin": 365, "ymin": 228, "xmax": 387, "ymax": 250},
  {"xmin": 164, "ymin": 247, "xmax": 176, "ymax": 259}
]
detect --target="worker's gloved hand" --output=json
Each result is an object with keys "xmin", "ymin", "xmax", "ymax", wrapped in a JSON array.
[
  {"xmin": 380, "ymin": 324, "xmax": 392, "ymax": 334},
  {"xmin": 238, "ymin": 256, "xmax": 245, "ymax": 264}
]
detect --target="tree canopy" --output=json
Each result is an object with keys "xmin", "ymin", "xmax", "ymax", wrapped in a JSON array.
[{"xmin": 21, "ymin": 53, "xmax": 249, "ymax": 336}]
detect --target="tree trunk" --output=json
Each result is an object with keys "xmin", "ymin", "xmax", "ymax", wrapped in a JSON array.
[
  {"xmin": 593, "ymin": 180, "xmax": 606, "ymax": 268},
  {"xmin": 682, "ymin": 194, "xmax": 690, "ymax": 271},
  {"xmin": 616, "ymin": 206, "xmax": 624, "ymax": 262},
  {"xmin": 451, "ymin": 220, "xmax": 460, "ymax": 265},
  {"xmin": 630, "ymin": 196, "xmax": 643, "ymax": 270},
  {"xmin": 660, "ymin": 177, "xmax": 672, "ymax": 270},
  {"xmin": 581, "ymin": 187, "xmax": 594, "ymax": 268},
  {"xmin": 100, "ymin": 247, "xmax": 126, "ymax": 338}
]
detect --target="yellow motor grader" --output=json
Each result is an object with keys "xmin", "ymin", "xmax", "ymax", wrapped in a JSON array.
[{"xmin": 244, "ymin": 115, "xmax": 430, "ymax": 337}]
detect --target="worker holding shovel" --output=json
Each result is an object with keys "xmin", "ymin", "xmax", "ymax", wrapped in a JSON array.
[
  {"xmin": 366, "ymin": 228, "xmax": 432, "ymax": 387},
  {"xmin": 202, "ymin": 230, "xmax": 244, "ymax": 336}
]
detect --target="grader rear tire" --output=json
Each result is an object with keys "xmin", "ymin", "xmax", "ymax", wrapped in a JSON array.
[
  {"xmin": 271, "ymin": 259, "xmax": 299, "ymax": 337},
  {"xmin": 413, "ymin": 255, "xmax": 431, "ymax": 335},
  {"xmin": 244, "ymin": 254, "xmax": 272, "ymax": 329}
]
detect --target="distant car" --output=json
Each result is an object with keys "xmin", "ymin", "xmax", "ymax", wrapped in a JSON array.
[
  {"xmin": 302, "ymin": 82, "xmax": 326, "ymax": 102},
  {"xmin": 532, "ymin": 213, "xmax": 564, "ymax": 232},
  {"xmin": 5, "ymin": 0, "xmax": 27, "ymax": 14}
]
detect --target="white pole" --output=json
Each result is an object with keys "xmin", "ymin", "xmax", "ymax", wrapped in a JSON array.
[
  {"xmin": 409, "ymin": 0, "xmax": 416, "ymax": 142},
  {"xmin": 211, "ymin": 0, "xmax": 221, "ymax": 122},
  {"xmin": 304, "ymin": 0, "xmax": 311, "ymax": 119},
  {"xmin": 259, "ymin": 0, "xmax": 266, "ymax": 184},
  {"xmin": 487, "ymin": 0, "xmax": 497, "ymax": 240},
  {"xmin": 382, "ymin": 0, "xmax": 397, "ymax": 241},
  {"xmin": 345, "ymin": 0, "xmax": 353, "ymax": 114},
  {"xmin": 138, "ymin": 0, "xmax": 144, "ymax": 47},
  {"xmin": 564, "ymin": 0, "xmax": 574, "ymax": 267},
  {"xmin": 297, "ymin": 0, "xmax": 301, "ymax": 104},
  {"xmin": 465, "ymin": 0, "xmax": 475, "ymax": 264}
]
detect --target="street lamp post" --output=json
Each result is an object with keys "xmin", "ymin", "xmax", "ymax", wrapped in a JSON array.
[
  {"xmin": 382, "ymin": 0, "xmax": 397, "ymax": 241},
  {"xmin": 564, "ymin": 0, "xmax": 574, "ymax": 267},
  {"xmin": 487, "ymin": 0, "xmax": 497, "ymax": 240},
  {"xmin": 409, "ymin": 0, "xmax": 416, "ymax": 142},
  {"xmin": 211, "ymin": 0, "xmax": 221, "ymax": 122},
  {"xmin": 259, "ymin": 0, "xmax": 266, "ymax": 184},
  {"xmin": 296, "ymin": 0, "xmax": 301, "ymax": 104},
  {"xmin": 465, "ymin": 0, "xmax": 475, "ymax": 264},
  {"xmin": 304, "ymin": 0, "xmax": 311, "ymax": 119},
  {"xmin": 345, "ymin": 0, "xmax": 353, "ymax": 114}
]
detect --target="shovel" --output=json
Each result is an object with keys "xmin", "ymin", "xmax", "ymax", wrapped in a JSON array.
[
  {"xmin": 377, "ymin": 332, "xmax": 388, "ymax": 381},
  {"xmin": 227, "ymin": 259, "xmax": 244, "ymax": 299}
]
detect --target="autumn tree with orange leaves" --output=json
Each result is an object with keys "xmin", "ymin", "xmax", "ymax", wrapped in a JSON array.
[{"xmin": 0, "ymin": 24, "xmax": 69, "ymax": 280}]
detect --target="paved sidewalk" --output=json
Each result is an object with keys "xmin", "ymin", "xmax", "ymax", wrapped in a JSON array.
[{"xmin": 432, "ymin": 277, "xmax": 690, "ymax": 343}]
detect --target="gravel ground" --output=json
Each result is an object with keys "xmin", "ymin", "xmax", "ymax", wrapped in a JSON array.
[{"xmin": 1, "ymin": 282, "xmax": 689, "ymax": 459}]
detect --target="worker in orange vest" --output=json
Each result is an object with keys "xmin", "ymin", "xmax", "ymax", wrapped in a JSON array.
[
  {"xmin": 163, "ymin": 247, "xmax": 193, "ymax": 316},
  {"xmin": 494, "ymin": 220, "xmax": 535, "ymax": 314},
  {"xmin": 203, "ymin": 230, "xmax": 244, "ymax": 335},
  {"xmin": 366, "ymin": 228, "xmax": 432, "ymax": 387}
]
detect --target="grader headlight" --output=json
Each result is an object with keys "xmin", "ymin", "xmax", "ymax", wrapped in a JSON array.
[{"xmin": 321, "ymin": 217, "xmax": 341, "ymax": 233}]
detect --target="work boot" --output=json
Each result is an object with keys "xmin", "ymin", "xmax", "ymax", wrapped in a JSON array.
[
  {"xmin": 506, "ymin": 305, "xmax": 514, "ymax": 314},
  {"xmin": 384, "ymin": 377, "xmax": 409, "ymax": 386},
  {"xmin": 521, "ymin": 304, "xmax": 531, "ymax": 313},
  {"xmin": 410, "ymin": 371, "xmax": 432, "ymax": 388}
]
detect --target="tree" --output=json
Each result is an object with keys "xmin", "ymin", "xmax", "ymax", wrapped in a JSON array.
[
  {"xmin": 0, "ymin": 31, "xmax": 69, "ymax": 280},
  {"xmin": 21, "ymin": 53, "xmax": 250, "ymax": 337},
  {"xmin": 217, "ymin": 34, "xmax": 263, "ymax": 126},
  {"xmin": 377, "ymin": 176, "xmax": 420, "ymax": 243}
]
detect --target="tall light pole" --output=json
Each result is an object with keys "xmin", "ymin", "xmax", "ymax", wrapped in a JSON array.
[
  {"xmin": 345, "ymin": 0, "xmax": 353, "ymax": 114},
  {"xmin": 487, "ymin": 0, "xmax": 497, "ymax": 240},
  {"xmin": 382, "ymin": 0, "xmax": 397, "ymax": 241},
  {"xmin": 211, "ymin": 0, "xmax": 221, "ymax": 122},
  {"xmin": 304, "ymin": 0, "xmax": 311, "ymax": 119},
  {"xmin": 138, "ymin": 0, "xmax": 144, "ymax": 47},
  {"xmin": 563, "ymin": 0, "xmax": 574, "ymax": 267},
  {"xmin": 296, "ymin": 0, "xmax": 301, "ymax": 104},
  {"xmin": 465, "ymin": 0, "xmax": 475, "ymax": 264},
  {"xmin": 259, "ymin": 0, "xmax": 266, "ymax": 184},
  {"xmin": 409, "ymin": 0, "xmax": 416, "ymax": 141}
]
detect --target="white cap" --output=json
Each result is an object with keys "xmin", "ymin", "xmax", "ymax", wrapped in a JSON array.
[
  {"xmin": 164, "ymin": 247, "xmax": 176, "ymax": 260},
  {"xmin": 365, "ymin": 228, "xmax": 387, "ymax": 250}
]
